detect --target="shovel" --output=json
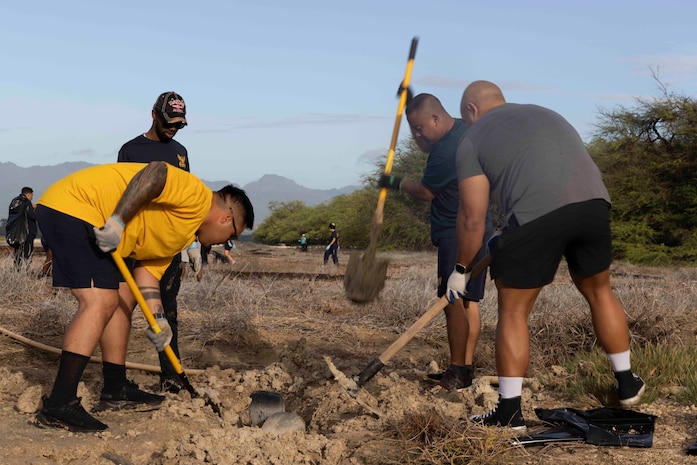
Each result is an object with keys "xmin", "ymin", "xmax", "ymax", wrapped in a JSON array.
[
  {"xmin": 330, "ymin": 250, "xmax": 492, "ymax": 396},
  {"xmin": 111, "ymin": 252, "xmax": 222, "ymax": 416},
  {"xmin": 344, "ymin": 36, "xmax": 418, "ymax": 304}
]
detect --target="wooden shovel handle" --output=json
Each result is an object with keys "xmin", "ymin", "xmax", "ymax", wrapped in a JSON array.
[{"xmin": 377, "ymin": 251, "xmax": 491, "ymax": 364}]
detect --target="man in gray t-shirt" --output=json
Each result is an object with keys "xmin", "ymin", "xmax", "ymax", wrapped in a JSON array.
[{"xmin": 445, "ymin": 80, "xmax": 644, "ymax": 430}]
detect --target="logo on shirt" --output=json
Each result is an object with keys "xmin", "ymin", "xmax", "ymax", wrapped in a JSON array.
[{"xmin": 177, "ymin": 154, "xmax": 187, "ymax": 168}]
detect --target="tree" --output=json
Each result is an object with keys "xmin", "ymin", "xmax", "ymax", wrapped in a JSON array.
[
  {"xmin": 252, "ymin": 137, "xmax": 434, "ymax": 250},
  {"xmin": 589, "ymin": 77, "xmax": 697, "ymax": 264}
]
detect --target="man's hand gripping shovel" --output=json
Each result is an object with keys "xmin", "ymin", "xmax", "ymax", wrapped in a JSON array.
[{"xmin": 111, "ymin": 252, "xmax": 223, "ymax": 416}]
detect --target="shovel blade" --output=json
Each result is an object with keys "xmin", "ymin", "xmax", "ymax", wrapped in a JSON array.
[
  {"xmin": 356, "ymin": 357, "xmax": 385, "ymax": 387},
  {"xmin": 344, "ymin": 252, "xmax": 389, "ymax": 303}
]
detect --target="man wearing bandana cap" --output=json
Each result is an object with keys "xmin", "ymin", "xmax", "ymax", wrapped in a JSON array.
[{"xmin": 116, "ymin": 91, "xmax": 191, "ymax": 393}]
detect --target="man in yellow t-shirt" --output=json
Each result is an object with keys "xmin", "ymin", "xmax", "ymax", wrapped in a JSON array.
[{"xmin": 34, "ymin": 161, "xmax": 254, "ymax": 432}]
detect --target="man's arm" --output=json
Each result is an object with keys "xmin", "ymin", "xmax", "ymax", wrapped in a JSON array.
[
  {"xmin": 93, "ymin": 161, "xmax": 169, "ymax": 253},
  {"xmin": 112, "ymin": 161, "xmax": 168, "ymax": 224},
  {"xmin": 455, "ymin": 174, "xmax": 490, "ymax": 267},
  {"xmin": 377, "ymin": 174, "xmax": 435, "ymax": 201},
  {"xmin": 400, "ymin": 179, "xmax": 435, "ymax": 201},
  {"xmin": 444, "ymin": 174, "xmax": 489, "ymax": 302},
  {"xmin": 133, "ymin": 265, "xmax": 173, "ymax": 351}
]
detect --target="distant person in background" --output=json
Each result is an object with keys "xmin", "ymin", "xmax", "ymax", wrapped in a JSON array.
[
  {"xmin": 323, "ymin": 223, "xmax": 339, "ymax": 265},
  {"xmin": 182, "ymin": 240, "xmax": 203, "ymax": 281},
  {"xmin": 223, "ymin": 239, "xmax": 236, "ymax": 264},
  {"xmin": 378, "ymin": 93, "xmax": 491, "ymax": 390},
  {"xmin": 6, "ymin": 186, "xmax": 37, "ymax": 271},
  {"xmin": 201, "ymin": 244, "xmax": 211, "ymax": 266},
  {"xmin": 116, "ymin": 91, "xmax": 190, "ymax": 394},
  {"xmin": 299, "ymin": 233, "xmax": 308, "ymax": 251}
]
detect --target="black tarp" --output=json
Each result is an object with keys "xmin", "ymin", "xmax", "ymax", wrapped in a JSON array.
[{"xmin": 513, "ymin": 407, "xmax": 657, "ymax": 448}]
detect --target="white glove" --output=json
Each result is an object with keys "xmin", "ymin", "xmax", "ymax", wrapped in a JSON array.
[
  {"xmin": 326, "ymin": 245, "xmax": 331, "ymax": 251},
  {"xmin": 146, "ymin": 316, "xmax": 173, "ymax": 352},
  {"xmin": 446, "ymin": 266, "xmax": 471, "ymax": 304},
  {"xmin": 93, "ymin": 215, "xmax": 125, "ymax": 253},
  {"xmin": 187, "ymin": 245, "xmax": 201, "ymax": 263}
]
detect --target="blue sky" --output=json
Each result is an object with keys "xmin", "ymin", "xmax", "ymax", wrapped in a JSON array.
[{"xmin": 1, "ymin": 1, "xmax": 696, "ymax": 190}]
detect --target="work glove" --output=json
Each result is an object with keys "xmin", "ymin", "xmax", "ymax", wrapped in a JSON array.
[
  {"xmin": 377, "ymin": 174, "xmax": 403, "ymax": 190},
  {"xmin": 93, "ymin": 215, "xmax": 125, "ymax": 253},
  {"xmin": 446, "ymin": 265, "xmax": 470, "ymax": 304},
  {"xmin": 325, "ymin": 245, "xmax": 331, "ymax": 251},
  {"xmin": 146, "ymin": 315, "xmax": 173, "ymax": 352}
]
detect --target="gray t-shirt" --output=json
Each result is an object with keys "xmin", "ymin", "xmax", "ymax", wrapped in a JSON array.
[{"xmin": 456, "ymin": 103, "xmax": 610, "ymax": 226}]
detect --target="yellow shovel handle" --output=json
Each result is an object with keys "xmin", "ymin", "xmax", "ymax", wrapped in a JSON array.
[
  {"xmin": 110, "ymin": 251, "xmax": 185, "ymax": 375},
  {"xmin": 376, "ymin": 36, "xmax": 418, "ymax": 225}
]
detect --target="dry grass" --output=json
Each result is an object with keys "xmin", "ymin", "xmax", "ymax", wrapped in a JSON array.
[
  {"xmin": 381, "ymin": 408, "xmax": 527, "ymax": 465},
  {"xmin": 4, "ymin": 248, "xmax": 696, "ymax": 375},
  {"xmin": 2, "ymin": 246, "xmax": 697, "ymax": 463}
]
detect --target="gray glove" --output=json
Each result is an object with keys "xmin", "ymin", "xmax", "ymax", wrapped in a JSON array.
[
  {"xmin": 146, "ymin": 316, "xmax": 173, "ymax": 352},
  {"xmin": 93, "ymin": 215, "xmax": 125, "ymax": 253},
  {"xmin": 325, "ymin": 245, "xmax": 331, "ymax": 250}
]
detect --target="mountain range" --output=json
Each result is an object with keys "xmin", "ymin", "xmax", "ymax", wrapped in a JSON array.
[{"xmin": 0, "ymin": 162, "xmax": 360, "ymax": 228}]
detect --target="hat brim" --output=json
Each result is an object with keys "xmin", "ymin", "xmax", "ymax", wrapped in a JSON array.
[{"xmin": 164, "ymin": 116, "xmax": 187, "ymax": 124}]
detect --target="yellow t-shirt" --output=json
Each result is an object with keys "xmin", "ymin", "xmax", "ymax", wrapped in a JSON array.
[{"xmin": 38, "ymin": 163, "xmax": 212, "ymax": 279}]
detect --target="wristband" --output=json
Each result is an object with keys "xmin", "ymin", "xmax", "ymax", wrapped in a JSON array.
[
  {"xmin": 111, "ymin": 215, "xmax": 125, "ymax": 228},
  {"xmin": 153, "ymin": 313, "xmax": 166, "ymax": 320}
]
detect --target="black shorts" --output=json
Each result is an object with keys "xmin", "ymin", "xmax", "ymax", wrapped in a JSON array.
[
  {"xmin": 490, "ymin": 199, "xmax": 612, "ymax": 288},
  {"xmin": 436, "ymin": 235, "xmax": 487, "ymax": 302},
  {"xmin": 35, "ymin": 206, "xmax": 120, "ymax": 289}
]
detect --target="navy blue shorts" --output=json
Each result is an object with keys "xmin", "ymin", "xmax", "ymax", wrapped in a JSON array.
[
  {"xmin": 436, "ymin": 235, "xmax": 487, "ymax": 302},
  {"xmin": 35, "ymin": 206, "xmax": 120, "ymax": 289},
  {"xmin": 490, "ymin": 199, "xmax": 613, "ymax": 288}
]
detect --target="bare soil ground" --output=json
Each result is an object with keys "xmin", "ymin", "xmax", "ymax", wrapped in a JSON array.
[{"xmin": 0, "ymin": 243, "xmax": 696, "ymax": 464}]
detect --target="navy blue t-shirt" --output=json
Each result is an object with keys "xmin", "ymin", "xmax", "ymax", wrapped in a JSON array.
[
  {"xmin": 117, "ymin": 134, "xmax": 189, "ymax": 172},
  {"xmin": 420, "ymin": 119, "xmax": 466, "ymax": 241}
]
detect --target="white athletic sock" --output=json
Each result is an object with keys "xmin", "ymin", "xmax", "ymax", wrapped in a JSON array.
[
  {"xmin": 608, "ymin": 350, "xmax": 631, "ymax": 373},
  {"xmin": 497, "ymin": 377, "xmax": 523, "ymax": 399}
]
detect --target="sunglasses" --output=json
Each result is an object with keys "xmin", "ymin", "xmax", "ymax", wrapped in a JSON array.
[
  {"xmin": 229, "ymin": 207, "xmax": 239, "ymax": 240},
  {"xmin": 156, "ymin": 113, "xmax": 187, "ymax": 130}
]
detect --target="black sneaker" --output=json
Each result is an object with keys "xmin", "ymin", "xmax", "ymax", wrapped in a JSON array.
[
  {"xmin": 427, "ymin": 371, "xmax": 445, "ymax": 381},
  {"xmin": 469, "ymin": 395, "xmax": 526, "ymax": 431},
  {"xmin": 35, "ymin": 397, "xmax": 108, "ymax": 432},
  {"xmin": 160, "ymin": 376, "xmax": 184, "ymax": 394},
  {"xmin": 95, "ymin": 380, "xmax": 165, "ymax": 412},
  {"xmin": 441, "ymin": 366, "xmax": 474, "ymax": 391},
  {"xmin": 615, "ymin": 371, "xmax": 645, "ymax": 406}
]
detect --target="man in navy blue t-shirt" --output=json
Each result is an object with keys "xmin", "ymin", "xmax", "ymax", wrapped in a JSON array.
[
  {"xmin": 116, "ymin": 91, "xmax": 190, "ymax": 394},
  {"xmin": 379, "ymin": 93, "xmax": 490, "ymax": 391}
]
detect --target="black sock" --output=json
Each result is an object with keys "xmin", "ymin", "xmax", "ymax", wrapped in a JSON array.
[
  {"xmin": 47, "ymin": 351, "xmax": 90, "ymax": 407},
  {"xmin": 102, "ymin": 361, "xmax": 127, "ymax": 394}
]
